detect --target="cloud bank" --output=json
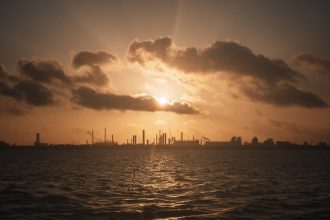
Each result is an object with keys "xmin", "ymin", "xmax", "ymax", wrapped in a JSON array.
[
  {"xmin": 72, "ymin": 86, "xmax": 199, "ymax": 114},
  {"xmin": 128, "ymin": 37, "xmax": 327, "ymax": 108},
  {"xmin": 293, "ymin": 53, "xmax": 330, "ymax": 75},
  {"xmin": 72, "ymin": 51, "xmax": 116, "ymax": 68},
  {"xmin": 0, "ymin": 50, "xmax": 198, "ymax": 114},
  {"xmin": 1, "ymin": 38, "xmax": 329, "ymax": 115}
]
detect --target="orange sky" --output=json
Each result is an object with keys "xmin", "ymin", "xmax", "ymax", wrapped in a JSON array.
[{"xmin": 0, "ymin": 0, "xmax": 330, "ymax": 145}]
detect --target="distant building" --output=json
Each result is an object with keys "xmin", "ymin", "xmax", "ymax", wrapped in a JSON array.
[
  {"xmin": 204, "ymin": 136, "xmax": 242, "ymax": 147},
  {"xmin": 276, "ymin": 141, "xmax": 296, "ymax": 147},
  {"xmin": 34, "ymin": 133, "xmax": 48, "ymax": 147},
  {"xmin": 252, "ymin": 136, "xmax": 259, "ymax": 145},
  {"xmin": 173, "ymin": 140, "xmax": 199, "ymax": 146},
  {"xmin": 263, "ymin": 138, "xmax": 274, "ymax": 147}
]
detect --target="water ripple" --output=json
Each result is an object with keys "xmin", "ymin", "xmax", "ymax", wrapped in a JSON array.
[{"xmin": 0, "ymin": 147, "xmax": 330, "ymax": 219}]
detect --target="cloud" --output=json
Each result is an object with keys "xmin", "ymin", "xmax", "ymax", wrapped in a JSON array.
[
  {"xmin": 72, "ymin": 51, "xmax": 116, "ymax": 68},
  {"xmin": 73, "ymin": 65, "xmax": 109, "ymax": 86},
  {"xmin": 2, "ymin": 55, "xmax": 200, "ymax": 115},
  {"xmin": 128, "ymin": 37, "xmax": 302, "ymax": 84},
  {"xmin": 71, "ymin": 51, "xmax": 115, "ymax": 86},
  {"xmin": 17, "ymin": 59, "xmax": 71, "ymax": 84},
  {"xmin": 241, "ymin": 82, "xmax": 328, "ymax": 108},
  {"xmin": 17, "ymin": 57, "xmax": 110, "ymax": 87},
  {"xmin": 128, "ymin": 37, "xmax": 172, "ymax": 65},
  {"xmin": 0, "ymin": 80, "xmax": 55, "ymax": 106},
  {"xmin": 0, "ymin": 65, "xmax": 6, "ymax": 78},
  {"xmin": 0, "ymin": 64, "xmax": 19, "ymax": 82},
  {"xmin": 1, "ymin": 61, "xmax": 57, "ymax": 106},
  {"xmin": 72, "ymin": 86, "xmax": 199, "ymax": 114},
  {"xmin": 293, "ymin": 53, "xmax": 330, "ymax": 75},
  {"xmin": 128, "ymin": 37, "xmax": 328, "ymax": 108}
]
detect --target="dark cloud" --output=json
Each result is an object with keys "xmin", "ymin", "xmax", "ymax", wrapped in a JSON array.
[
  {"xmin": 293, "ymin": 53, "xmax": 330, "ymax": 75},
  {"xmin": 17, "ymin": 59, "xmax": 71, "ymax": 84},
  {"xmin": 128, "ymin": 37, "xmax": 172, "ymax": 64},
  {"xmin": 1, "ymin": 62, "xmax": 55, "ymax": 106},
  {"xmin": 73, "ymin": 65, "xmax": 109, "ymax": 87},
  {"xmin": 1, "ymin": 51, "xmax": 200, "ymax": 114},
  {"xmin": 242, "ymin": 83, "xmax": 328, "ymax": 108},
  {"xmin": 72, "ymin": 51, "xmax": 116, "ymax": 68},
  {"xmin": 17, "ymin": 57, "xmax": 109, "ymax": 87},
  {"xmin": 0, "ymin": 79, "xmax": 55, "ymax": 106},
  {"xmin": 128, "ymin": 37, "xmax": 328, "ymax": 108},
  {"xmin": 0, "ymin": 64, "xmax": 19, "ymax": 82},
  {"xmin": 128, "ymin": 37, "xmax": 302, "ymax": 84},
  {"xmin": 0, "ymin": 65, "xmax": 6, "ymax": 78},
  {"xmin": 71, "ymin": 51, "xmax": 114, "ymax": 86},
  {"xmin": 72, "ymin": 86, "xmax": 199, "ymax": 114}
]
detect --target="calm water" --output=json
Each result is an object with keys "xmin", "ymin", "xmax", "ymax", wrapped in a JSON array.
[{"xmin": 0, "ymin": 147, "xmax": 329, "ymax": 219}]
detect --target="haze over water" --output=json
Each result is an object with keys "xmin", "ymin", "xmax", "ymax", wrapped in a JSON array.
[{"xmin": 1, "ymin": 147, "xmax": 329, "ymax": 219}]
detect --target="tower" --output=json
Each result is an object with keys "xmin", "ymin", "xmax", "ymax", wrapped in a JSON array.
[
  {"xmin": 91, "ymin": 129, "xmax": 94, "ymax": 144},
  {"xmin": 36, "ymin": 133, "xmax": 40, "ymax": 145},
  {"xmin": 104, "ymin": 128, "xmax": 107, "ymax": 143},
  {"xmin": 142, "ymin": 130, "xmax": 145, "ymax": 145}
]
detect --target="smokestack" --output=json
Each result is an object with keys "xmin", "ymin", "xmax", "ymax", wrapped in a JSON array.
[
  {"xmin": 92, "ymin": 129, "xmax": 94, "ymax": 144},
  {"xmin": 164, "ymin": 133, "xmax": 167, "ymax": 145},
  {"xmin": 112, "ymin": 134, "xmax": 114, "ymax": 143},
  {"xmin": 104, "ymin": 128, "xmax": 107, "ymax": 143},
  {"xmin": 142, "ymin": 130, "xmax": 145, "ymax": 145},
  {"xmin": 181, "ymin": 132, "xmax": 183, "ymax": 141},
  {"xmin": 36, "ymin": 133, "xmax": 40, "ymax": 144},
  {"xmin": 156, "ymin": 134, "xmax": 158, "ymax": 145}
]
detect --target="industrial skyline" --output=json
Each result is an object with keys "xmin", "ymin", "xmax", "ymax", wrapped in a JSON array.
[{"xmin": 1, "ymin": 127, "xmax": 326, "ymax": 148}]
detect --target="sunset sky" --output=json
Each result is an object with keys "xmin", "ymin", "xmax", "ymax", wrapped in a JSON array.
[{"xmin": 1, "ymin": 0, "xmax": 330, "ymax": 145}]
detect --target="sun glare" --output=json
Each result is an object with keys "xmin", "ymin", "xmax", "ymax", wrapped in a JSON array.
[{"xmin": 157, "ymin": 97, "xmax": 169, "ymax": 105}]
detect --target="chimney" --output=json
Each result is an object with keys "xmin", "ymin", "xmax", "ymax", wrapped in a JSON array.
[
  {"xmin": 36, "ymin": 133, "xmax": 40, "ymax": 144},
  {"xmin": 104, "ymin": 128, "xmax": 107, "ymax": 143},
  {"xmin": 92, "ymin": 129, "xmax": 94, "ymax": 144},
  {"xmin": 142, "ymin": 130, "xmax": 145, "ymax": 145}
]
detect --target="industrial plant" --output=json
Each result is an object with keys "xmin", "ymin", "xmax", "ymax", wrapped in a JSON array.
[{"xmin": 0, "ymin": 127, "xmax": 320, "ymax": 149}]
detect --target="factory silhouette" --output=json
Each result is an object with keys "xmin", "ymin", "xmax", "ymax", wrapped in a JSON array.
[{"xmin": 17, "ymin": 127, "xmax": 328, "ymax": 149}]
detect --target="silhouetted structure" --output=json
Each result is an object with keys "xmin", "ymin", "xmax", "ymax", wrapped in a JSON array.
[
  {"xmin": 252, "ymin": 136, "xmax": 259, "ymax": 145},
  {"xmin": 5, "ymin": 127, "xmax": 328, "ymax": 148},
  {"xmin": 142, "ymin": 130, "xmax": 145, "ymax": 145},
  {"xmin": 34, "ymin": 133, "xmax": 48, "ymax": 147},
  {"xmin": 263, "ymin": 138, "xmax": 274, "ymax": 147}
]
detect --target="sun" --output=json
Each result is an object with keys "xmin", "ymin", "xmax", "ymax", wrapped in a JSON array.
[{"xmin": 157, "ymin": 97, "xmax": 169, "ymax": 105}]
